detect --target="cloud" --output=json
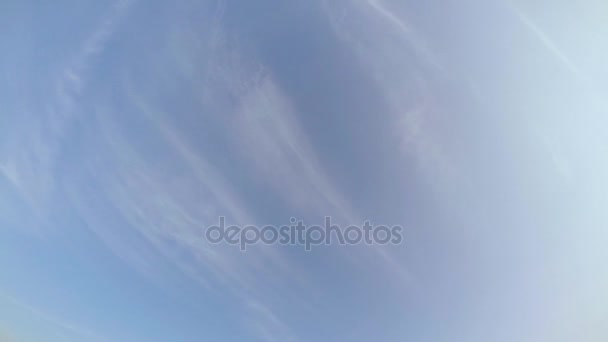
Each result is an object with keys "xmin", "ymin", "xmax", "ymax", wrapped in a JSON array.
[
  {"xmin": 322, "ymin": 0, "xmax": 459, "ymax": 191},
  {"xmin": 245, "ymin": 300, "xmax": 297, "ymax": 342},
  {"xmin": 53, "ymin": 15, "xmax": 314, "ymax": 339},
  {"xmin": 1, "ymin": 1, "xmax": 427, "ymax": 340},
  {"xmin": 0, "ymin": 293, "xmax": 106, "ymax": 342},
  {"xmin": 507, "ymin": 2, "xmax": 583, "ymax": 79},
  {"xmin": 230, "ymin": 76, "xmax": 358, "ymax": 223},
  {"xmin": 1, "ymin": 0, "xmax": 135, "ymax": 213},
  {"xmin": 2, "ymin": 1, "xmax": 302, "ymax": 339}
]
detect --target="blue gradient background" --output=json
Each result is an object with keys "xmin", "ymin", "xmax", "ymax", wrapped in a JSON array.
[{"xmin": 1, "ymin": 0, "xmax": 607, "ymax": 341}]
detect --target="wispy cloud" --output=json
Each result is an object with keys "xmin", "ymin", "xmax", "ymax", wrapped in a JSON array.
[
  {"xmin": 507, "ymin": 2, "xmax": 583, "ymax": 79},
  {"xmin": 0, "ymin": 293, "xmax": 106, "ymax": 342},
  {"xmin": 323, "ymin": 0, "xmax": 456, "ymax": 189},
  {"xmin": 245, "ymin": 300, "xmax": 297, "ymax": 342},
  {"xmin": 231, "ymin": 76, "xmax": 358, "ymax": 223},
  {"xmin": 364, "ymin": 0, "xmax": 443, "ymax": 70},
  {"xmin": 1, "ymin": 0, "xmax": 135, "ymax": 212},
  {"xmin": 3, "ymin": 1, "xmax": 424, "ymax": 340},
  {"xmin": 52, "ymin": 0, "xmax": 136, "ymax": 126},
  {"xmin": 55, "ymin": 20, "xmax": 312, "ymax": 339}
]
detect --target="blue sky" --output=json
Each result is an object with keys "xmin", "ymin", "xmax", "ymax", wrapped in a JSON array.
[{"xmin": 1, "ymin": 0, "xmax": 608, "ymax": 341}]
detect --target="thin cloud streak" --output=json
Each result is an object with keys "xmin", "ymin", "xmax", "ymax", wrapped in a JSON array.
[
  {"xmin": 1, "ymin": 0, "xmax": 135, "ymax": 213},
  {"xmin": 364, "ymin": 0, "xmax": 443, "ymax": 70},
  {"xmin": 0, "ymin": 293, "xmax": 107, "ymax": 342},
  {"xmin": 507, "ymin": 2, "xmax": 583, "ymax": 79}
]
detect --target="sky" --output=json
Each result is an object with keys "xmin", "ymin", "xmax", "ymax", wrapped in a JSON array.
[{"xmin": 1, "ymin": 0, "xmax": 608, "ymax": 341}]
